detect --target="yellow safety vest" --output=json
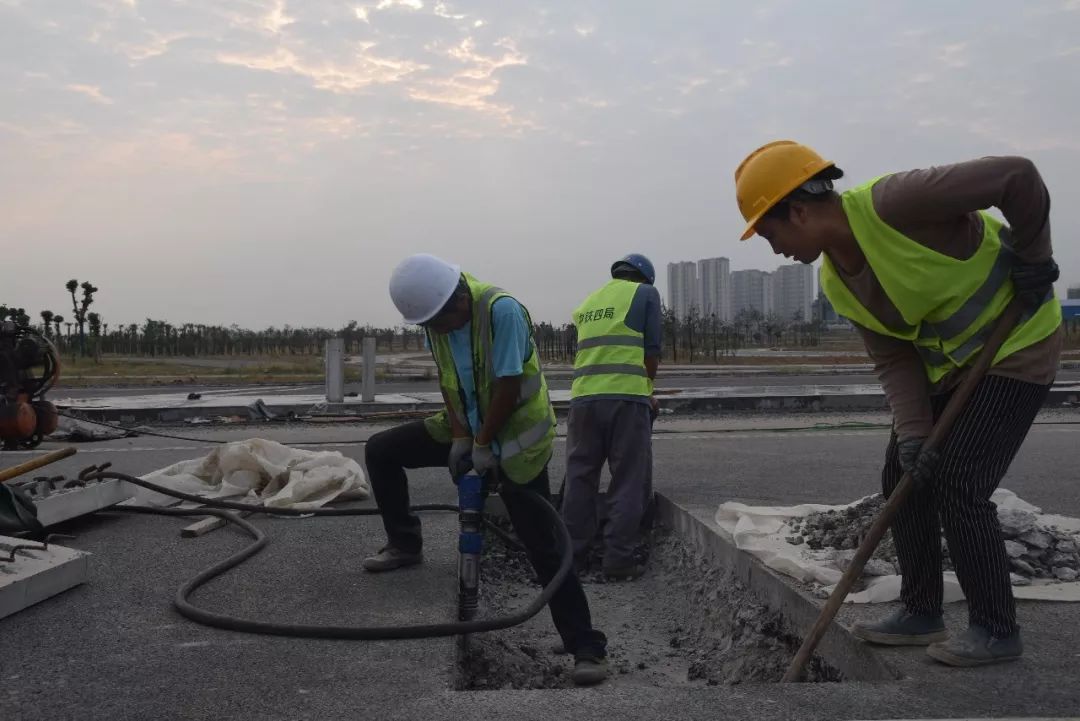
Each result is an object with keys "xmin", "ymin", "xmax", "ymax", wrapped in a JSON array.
[
  {"xmin": 571, "ymin": 279, "xmax": 652, "ymax": 399},
  {"xmin": 423, "ymin": 274, "xmax": 556, "ymax": 484},
  {"xmin": 820, "ymin": 177, "xmax": 1062, "ymax": 383}
]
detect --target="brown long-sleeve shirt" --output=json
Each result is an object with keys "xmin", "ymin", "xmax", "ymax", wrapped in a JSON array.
[{"xmin": 833, "ymin": 156, "xmax": 1062, "ymax": 440}]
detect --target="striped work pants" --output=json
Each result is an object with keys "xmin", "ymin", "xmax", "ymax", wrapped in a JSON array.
[{"xmin": 883, "ymin": 374, "xmax": 1051, "ymax": 638}]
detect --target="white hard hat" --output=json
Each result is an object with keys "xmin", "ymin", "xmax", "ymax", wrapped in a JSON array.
[{"xmin": 389, "ymin": 253, "xmax": 462, "ymax": 324}]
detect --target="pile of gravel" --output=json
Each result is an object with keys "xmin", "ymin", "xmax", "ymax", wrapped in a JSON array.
[
  {"xmin": 785, "ymin": 495, "xmax": 1080, "ymax": 585},
  {"xmin": 999, "ymin": 508, "xmax": 1080, "ymax": 583}
]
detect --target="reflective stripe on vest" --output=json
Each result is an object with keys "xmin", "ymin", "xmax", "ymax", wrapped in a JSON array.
[
  {"xmin": 571, "ymin": 279, "xmax": 650, "ymax": 399},
  {"xmin": 820, "ymin": 176, "xmax": 1062, "ymax": 383}
]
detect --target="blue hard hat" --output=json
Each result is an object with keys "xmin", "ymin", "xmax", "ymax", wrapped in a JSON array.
[{"xmin": 610, "ymin": 254, "xmax": 655, "ymax": 285}]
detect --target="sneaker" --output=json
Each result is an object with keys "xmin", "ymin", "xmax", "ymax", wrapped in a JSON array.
[
  {"xmin": 602, "ymin": 563, "xmax": 646, "ymax": 581},
  {"xmin": 927, "ymin": 625, "xmax": 1023, "ymax": 667},
  {"xmin": 851, "ymin": 609, "xmax": 948, "ymax": 646},
  {"xmin": 361, "ymin": 546, "xmax": 423, "ymax": 572},
  {"xmin": 571, "ymin": 653, "xmax": 608, "ymax": 686}
]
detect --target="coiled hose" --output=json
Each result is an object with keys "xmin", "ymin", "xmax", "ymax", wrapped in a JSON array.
[{"xmin": 83, "ymin": 469, "xmax": 571, "ymax": 640}]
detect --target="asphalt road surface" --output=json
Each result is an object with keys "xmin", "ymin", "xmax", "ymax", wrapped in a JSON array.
[{"xmin": 3, "ymin": 411, "xmax": 1079, "ymax": 720}]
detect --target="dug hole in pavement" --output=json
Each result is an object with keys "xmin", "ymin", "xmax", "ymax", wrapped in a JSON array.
[{"xmin": 455, "ymin": 492, "xmax": 858, "ymax": 691}]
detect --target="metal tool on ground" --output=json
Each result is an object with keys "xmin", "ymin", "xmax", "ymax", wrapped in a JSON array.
[
  {"xmin": 0, "ymin": 447, "xmax": 76, "ymax": 484},
  {"xmin": 783, "ymin": 298, "xmax": 1025, "ymax": 682}
]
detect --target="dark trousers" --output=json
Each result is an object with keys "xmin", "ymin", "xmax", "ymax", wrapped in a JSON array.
[
  {"xmin": 562, "ymin": 399, "xmax": 653, "ymax": 568},
  {"xmin": 365, "ymin": 420, "xmax": 607, "ymax": 657},
  {"xmin": 883, "ymin": 375, "xmax": 1051, "ymax": 637}
]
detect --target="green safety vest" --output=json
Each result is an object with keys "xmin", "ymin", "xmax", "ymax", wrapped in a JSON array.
[
  {"xmin": 423, "ymin": 273, "xmax": 556, "ymax": 485},
  {"xmin": 571, "ymin": 279, "xmax": 653, "ymax": 399},
  {"xmin": 820, "ymin": 177, "xmax": 1062, "ymax": 384}
]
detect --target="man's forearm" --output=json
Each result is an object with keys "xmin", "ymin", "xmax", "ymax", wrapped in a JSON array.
[
  {"xmin": 645, "ymin": 356, "xmax": 659, "ymax": 381},
  {"xmin": 477, "ymin": 375, "xmax": 522, "ymax": 446}
]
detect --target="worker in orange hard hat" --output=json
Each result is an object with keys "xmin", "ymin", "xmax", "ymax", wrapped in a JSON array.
[{"xmin": 733, "ymin": 141, "xmax": 1062, "ymax": 667}]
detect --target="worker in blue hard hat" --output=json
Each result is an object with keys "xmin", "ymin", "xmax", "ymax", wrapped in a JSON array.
[{"xmin": 560, "ymin": 254, "xmax": 661, "ymax": 580}]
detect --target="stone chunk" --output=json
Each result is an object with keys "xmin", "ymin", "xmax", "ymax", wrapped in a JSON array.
[
  {"xmin": 1049, "ymin": 552, "xmax": 1080, "ymax": 570},
  {"xmin": 1053, "ymin": 567, "xmax": 1079, "ymax": 582},
  {"xmin": 1010, "ymin": 558, "xmax": 1036, "ymax": 576},
  {"xmin": 1018, "ymin": 529, "xmax": 1052, "ymax": 550},
  {"xmin": 998, "ymin": 509, "xmax": 1036, "ymax": 539},
  {"xmin": 1004, "ymin": 540, "xmax": 1026, "ymax": 559}
]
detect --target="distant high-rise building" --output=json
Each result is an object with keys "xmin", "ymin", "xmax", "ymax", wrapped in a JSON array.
[
  {"xmin": 666, "ymin": 261, "xmax": 699, "ymax": 320},
  {"xmin": 772, "ymin": 263, "xmax": 815, "ymax": 321},
  {"xmin": 697, "ymin": 257, "xmax": 732, "ymax": 322},
  {"xmin": 732, "ymin": 269, "xmax": 774, "ymax": 317},
  {"xmin": 1068, "ymin": 285, "xmax": 1080, "ymax": 300},
  {"xmin": 814, "ymin": 286, "xmax": 838, "ymax": 324}
]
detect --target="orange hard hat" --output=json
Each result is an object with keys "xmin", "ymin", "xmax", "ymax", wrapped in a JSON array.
[{"xmin": 734, "ymin": 140, "xmax": 836, "ymax": 240}]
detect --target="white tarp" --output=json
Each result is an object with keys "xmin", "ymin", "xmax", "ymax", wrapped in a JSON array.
[
  {"xmin": 131, "ymin": 438, "xmax": 369, "ymax": 510},
  {"xmin": 715, "ymin": 489, "xmax": 1080, "ymax": 603}
]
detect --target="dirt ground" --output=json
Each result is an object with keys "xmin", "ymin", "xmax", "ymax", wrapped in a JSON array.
[{"xmin": 456, "ymin": 528, "xmax": 840, "ymax": 690}]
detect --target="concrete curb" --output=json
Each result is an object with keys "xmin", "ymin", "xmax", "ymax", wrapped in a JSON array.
[
  {"xmin": 654, "ymin": 494, "xmax": 900, "ymax": 683},
  {"xmin": 56, "ymin": 382, "xmax": 1080, "ymax": 424}
]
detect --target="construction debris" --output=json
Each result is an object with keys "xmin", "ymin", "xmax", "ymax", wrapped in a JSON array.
[
  {"xmin": 459, "ymin": 530, "xmax": 840, "ymax": 690},
  {"xmin": 786, "ymin": 494, "xmax": 1080, "ymax": 585}
]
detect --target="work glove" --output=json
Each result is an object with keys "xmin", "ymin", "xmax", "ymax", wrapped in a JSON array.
[
  {"xmin": 448, "ymin": 436, "xmax": 473, "ymax": 482},
  {"xmin": 896, "ymin": 437, "xmax": 942, "ymax": 489},
  {"xmin": 1011, "ymin": 257, "xmax": 1059, "ymax": 309},
  {"xmin": 471, "ymin": 441, "xmax": 499, "ymax": 475}
]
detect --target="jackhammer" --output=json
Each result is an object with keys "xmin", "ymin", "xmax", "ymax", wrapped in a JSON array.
[{"xmin": 456, "ymin": 473, "xmax": 485, "ymax": 621}]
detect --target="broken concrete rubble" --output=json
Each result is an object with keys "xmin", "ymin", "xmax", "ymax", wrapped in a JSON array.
[{"xmin": 786, "ymin": 494, "xmax": 1080, "ymax": 587}]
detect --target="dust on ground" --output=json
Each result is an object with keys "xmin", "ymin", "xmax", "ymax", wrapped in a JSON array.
[{"xmin": 457, "ymin": 528, "xmax": 840, "ymax": 690}]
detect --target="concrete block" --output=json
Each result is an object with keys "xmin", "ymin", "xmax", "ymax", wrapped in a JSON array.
[
  {"xmin": 32, "ymin": 479, "xmax": 134, "ymax": 526},
  {"xmin": 0, "ymin": 536, "xmax": 88, "ymax": 620}
]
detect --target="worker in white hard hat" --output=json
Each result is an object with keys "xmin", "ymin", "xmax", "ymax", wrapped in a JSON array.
[{"xmin": 363, "ymin": 253, "xmax": 608, "ymax": 686}]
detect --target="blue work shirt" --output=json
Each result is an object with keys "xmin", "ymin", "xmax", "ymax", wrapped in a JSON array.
[{"xmin": 447, "ymin": 297, "xmax": 532, "ymax": 442}]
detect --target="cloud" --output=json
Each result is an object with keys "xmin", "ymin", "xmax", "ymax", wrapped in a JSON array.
[
  {"xmin": 261, "ymin": 0, "xmax": 296, "ymax": 34},
  {"xmin": 217, "ymin": 45, "xmax": 427, "ymax": 93},
  {"xmin": 65, "ymin": 83, "xmax": 113, "ymax": 104},
  {"xmin": 433, "ymin": 2, "xmax": 465, "ymax": 20},
  {"xmin": 408, "ymin": 36, "xmax": 529, "ymax": 123},
  {"xmin": 376, "ymin": 0, "xmax": 423, "ymax": 10},
  {"xmin": 2, "ymin": 0, "xmax": 1080, "ymax": 327},
  {"xmin": 937, "ymin": 42, "xmax": 969, "ymax": 68}
]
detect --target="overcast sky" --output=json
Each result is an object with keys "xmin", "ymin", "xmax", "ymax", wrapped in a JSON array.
[{"xmin": 2, "ymin": 0, "xmax": 1078, "ymax": 329}]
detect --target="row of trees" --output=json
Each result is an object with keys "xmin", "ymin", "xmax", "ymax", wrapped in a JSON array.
[
  {"xmin": 3, "ymin": 279, "xmax": 101, "ymax": 358},
  {"xmin": 662, "ymin": 308, "xmax": 826, "ymax": 363},
  {"xmin": 7, "ymin": 280, "xmax": 1079, "ymax": 364}
]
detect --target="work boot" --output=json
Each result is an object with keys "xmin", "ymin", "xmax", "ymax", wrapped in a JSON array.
[
  {"xmin": 926, "ymin": 625, "xmax": 1023, "ymax": 667},
  {"xmin": 603, "ymin": 562, "xmax": 646, "ymax": 581},
  {"xmin": 361, "ymin": 546, "xmax": 423, "ymax": 572},
  {"xmin": 571, "ymin": 652, "xmax": 608, "ymax": 686},
  {"xmin": 851, "ymin": 608, "xmax": 948, "ymax": 646}
]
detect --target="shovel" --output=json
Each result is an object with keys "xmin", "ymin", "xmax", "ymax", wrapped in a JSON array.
[{"xmin": 783, "ymin": 298, "xmax": 1025, "ymax": 682}]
